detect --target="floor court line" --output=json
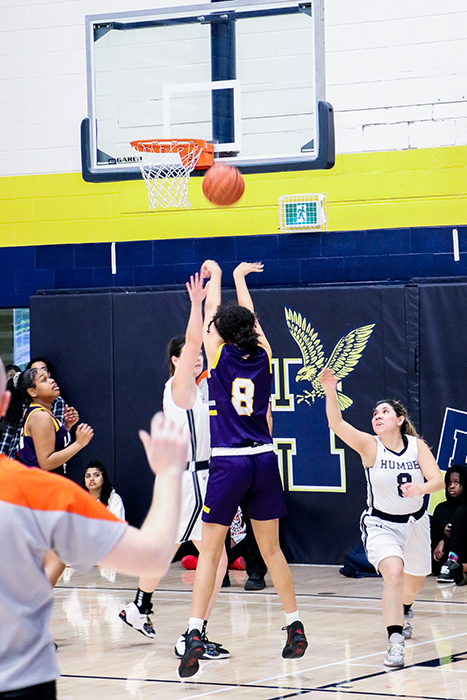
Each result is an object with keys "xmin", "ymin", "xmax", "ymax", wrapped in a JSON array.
[{"xmin": 60, "ymin": 639, "xmax": 467, "ymax": 700}]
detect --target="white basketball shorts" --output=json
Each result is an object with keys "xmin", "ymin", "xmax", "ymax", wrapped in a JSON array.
[
  {"xmin": 176, "ymin": 467, "xmax": 209, "ymax": 543},
  {"xmin": 360, "ymin": 510, "xmax": 431, "ymax": 577}
]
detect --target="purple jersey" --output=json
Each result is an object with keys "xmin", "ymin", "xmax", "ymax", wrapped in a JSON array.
[
  {"xmin": 208, "ymin": 344, "xmax": 272, "ymax": 448},
  {"xmin": 18, "ymin": 404, "xmax": 70, "ymax": 469}
]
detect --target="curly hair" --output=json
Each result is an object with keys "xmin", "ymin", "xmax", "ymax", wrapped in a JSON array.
[
  {"xmin": 373, "ymin": 399, "xmax": 420, "ymax": 438},
  {"xmin": 208, "ymin": 304, "xmax": 259, "ymax": 353},
  {"xmin": 0, "ymin": 368, "xmax": 39, "ymax": 432}
]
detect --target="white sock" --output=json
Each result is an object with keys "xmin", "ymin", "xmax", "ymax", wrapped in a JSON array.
[
  {"xmin": 285, "ymin": 610, "xmax": 300, "ymax": 626},
  {"xmin": 188, "ymin": 617, "xmax": 204, "ymax": 633}
]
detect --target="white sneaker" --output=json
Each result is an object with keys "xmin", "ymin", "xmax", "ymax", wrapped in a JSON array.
[
  {"xmin": 119, "ymin": 602, "xmax": 155, "ymax": 639},
  {"xmin": 402, "ymin": 608, "xmax": 413, "ymax": 639},
  {"xmin": 384, "ymin": 633, "xmax": 405, "ymax": 668}
]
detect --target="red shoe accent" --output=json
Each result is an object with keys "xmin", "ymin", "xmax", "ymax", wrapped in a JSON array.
[
  {"xmin": 181, "ymin": 555, "xmax": 198, "ymax": 570},
  {"xmin": 229, "ymin": 556, "xmax": 246, "ymax": 571}
]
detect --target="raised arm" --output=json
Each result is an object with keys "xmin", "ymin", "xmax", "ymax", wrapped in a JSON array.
[
  {"xmin": 98, "ymin": 413, "xmax": 187, "ymax": 578},
  {"xmin": 171, "ymin": 272, "xmax": 207, "ymax": 410},
  {"xmin": 201, "ymin": 259, "xmax": 223, "ymax": 367},
  {"xmin": 233, "ymin": 262, "xmax": 263, "ymax": 311},
  {"xmin": 233, "ymin": 262, "xmax": 271, "ymax": 356},
  {"xmin": 319, "ymin": 368, "xmax": 377, "ymax": 466}
]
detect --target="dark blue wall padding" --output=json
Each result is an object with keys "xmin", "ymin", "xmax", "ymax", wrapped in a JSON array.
[
  {"xmin": 30, "ymin": 293, "xmax": 115, "ymax": 486},
  {"xmin": 419, "ymin": 283, "xmax": 467, "ymax": 449},
  {"xmin": 30, "ymin": 281, "xmax": 464, "ymax": 564}
]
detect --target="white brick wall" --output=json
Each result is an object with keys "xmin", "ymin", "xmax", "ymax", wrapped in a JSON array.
[
  {"xmin": 0, "ymin": 0, "xmax": 466, "ymax": 175},
  {"xmin": 326, "ymin": 2, "xmax": 467, "ymax": 154}
]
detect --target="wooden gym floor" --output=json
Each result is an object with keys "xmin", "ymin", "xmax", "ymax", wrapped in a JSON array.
[{"xmin": 53, "ymin": 563, "xmax": 467, "ymax": 700}]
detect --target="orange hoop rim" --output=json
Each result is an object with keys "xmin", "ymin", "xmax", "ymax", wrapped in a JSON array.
[{"xmin": 130, "ymin": 138, "xmax": 210, "ymax": 154}]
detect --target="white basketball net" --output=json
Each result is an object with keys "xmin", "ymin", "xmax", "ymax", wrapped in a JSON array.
[{"xmin": 132, "ymin": 140, "xmax": 203, "ymax": 210}]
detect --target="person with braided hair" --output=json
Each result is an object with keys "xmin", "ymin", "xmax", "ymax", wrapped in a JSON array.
[
  {"xmin": 320, "ymin": 368, "xmax": 443, "ymax": 669},
  {"xmin": 177, "ymin": 261, "xmax": 308, "ymax": 681}
]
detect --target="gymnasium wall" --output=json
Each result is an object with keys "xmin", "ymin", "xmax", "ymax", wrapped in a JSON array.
[
  {"xmin": 30, "ymin": 280, "xmax": 467, "ymax": 564},
  {"xmin": 0, "ymin": 2, "xmax": 466, "ymax": 286}
]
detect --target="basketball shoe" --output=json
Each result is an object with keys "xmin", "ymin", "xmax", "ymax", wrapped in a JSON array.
[
  {"xmin": 119, "ymin": 602, "xmax": 155, "ymax": 638},
  {"xmin": 282, "ymin": 620, "xmax": 308, "ymax": 659},
  {"xmin": 177, "ymin": 629, "xmax": 205, "ymax": 679},
  {"xmin": 174, "ymin": 632, "xmax": 230, "ymax": 660},
  {"xmin": 384, "ymin": 633, "xmax": 405, "ymax": 668},
  {"xmin": 402, "ymin": 608, "xmax": 413, "ymax": 639},
  {"xmin": 437, "ymin": 560, "xmax": 464, "ymax": 585}
]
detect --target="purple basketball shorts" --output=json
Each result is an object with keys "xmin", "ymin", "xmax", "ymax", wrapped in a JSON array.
[{"xmin": 202, "ymin": 450, "xmax": 287, "ymax": 526}]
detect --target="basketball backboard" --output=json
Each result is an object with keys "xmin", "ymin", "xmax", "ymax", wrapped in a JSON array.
[{"xmin": 81, "ymin": 0, "xmax": 334, "ymax": 182}]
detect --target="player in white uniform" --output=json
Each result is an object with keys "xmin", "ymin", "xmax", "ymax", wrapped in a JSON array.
[
  {"xmin": 320, "ymin": 368, "xmax": 443, "ymax": 669},
  {"xmin": 119, "ymin": 272, "xmax": 229, "ymax": 659}
]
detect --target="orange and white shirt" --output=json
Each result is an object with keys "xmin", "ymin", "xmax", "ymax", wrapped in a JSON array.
[{"xmin": 0, "ymin": 455, "xmax": 127, "ymax": 693}]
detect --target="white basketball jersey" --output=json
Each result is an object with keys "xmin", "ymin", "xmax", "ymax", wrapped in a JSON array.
[
  {"xmin": 365, "ymin": 435, "xmax": 424, "ymax": 515},
  {"xmin": 163, "ymin": 376, "xmax": 210, "ymax": 465}
]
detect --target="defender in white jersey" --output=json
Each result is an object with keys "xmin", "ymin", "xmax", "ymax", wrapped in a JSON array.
[
  {"xmin": 119, "ymin": 272, "xmax": 229, "ymax": 661},
  {"xmin": 163, "ymin": 372, "xmax": 210, "ymax": 543},
  {"xmin": 320, "ymin": 368, "xmax": 443, "ymax": 669}
]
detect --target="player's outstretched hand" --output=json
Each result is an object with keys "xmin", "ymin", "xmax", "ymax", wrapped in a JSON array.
[
  {"xmin": 200, "ymin": 259, "xmax": 221, "ymax": 279},
  {"xmin": 186, "ymin": 271, "xmax": 207, "ymax": 305},
  {"xmin": 319, "ymin": 368, "xmax": 338, "ymax": 394},
  {"xmin": 64, "ymin": 404, "xmax": 79, "ymax": 431},
  {"xmin": 233, "ymin": 262, "xmax": 264, "ymax": 278},
  {"xmin": 75, "ymin": 423, "xmax": 94, "ymax": 447},
  {"xmin": 139, "ymin": 412, "xmax": 188, "ymax": 479}
]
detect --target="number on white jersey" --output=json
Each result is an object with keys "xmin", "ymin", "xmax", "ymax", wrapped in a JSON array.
[
  {"xmin": 397, "ymin": 473, "xmax": 412, "ymax": 498},
  {"xmin": 232, "ymin": 378, "xmax": 255, "ymax": 416}
]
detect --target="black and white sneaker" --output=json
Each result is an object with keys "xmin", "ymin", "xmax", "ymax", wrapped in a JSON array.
[
  {"xmin": 119, "ymin": 602, "xmax": 155, "ymax": 638},
  {"xmin": 177, "ymin": 629, "xmax": 206, "ymax": 679},
  {"xmin": 175, "ymin": 632, "xmax": 230, "ymax": 659},
  {"xmin": 437, "ymin": 560, "xmax": 464, "ymax": 585},
  {"xmin": 282, "ymin": 620, "xmax": 308, "ymax": 659}
]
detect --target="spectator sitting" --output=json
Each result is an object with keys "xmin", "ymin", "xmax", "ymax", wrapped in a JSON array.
[
  {"xmin": 433, "ymin": 464, "xmax": 467, "ymax": 586},
  {"xmin": 5, "ymin": 364, "xmax": 21, "ymax": 382},
  {"xmin": 83, "ymin": 461, "xmax": 125, "ymax": 521}
]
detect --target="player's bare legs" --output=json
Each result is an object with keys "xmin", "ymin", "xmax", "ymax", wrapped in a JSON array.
[
  {"xmin": 127, "ymin": 538, "xmax": 227, "ymax": 636},
  {"xmin": 403, "ymin": 573, "xmax": 425, "ymax": 605},
  {"xmin": 378, "ymin": 556, "xmax": 405, "ymax": 626},
  {"xmin": 192, "ymin": 538, "xmax": 228, "ymax": 620},
  {"xmin": 251, "ymin": 518, "xmax": 297, "ymax": 613},
  {"xmin": 190, "ymin": 523, "xmax": 229, "ymax": 619}
]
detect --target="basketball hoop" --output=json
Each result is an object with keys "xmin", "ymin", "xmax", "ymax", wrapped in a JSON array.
[{"xmin": 130, "ymin": 139, "xmax": 214, "ymax": 210}]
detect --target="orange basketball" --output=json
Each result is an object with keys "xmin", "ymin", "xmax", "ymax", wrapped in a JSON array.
[{"xmin": 202, "ymin": 164, "xmax": 245, "ymax": 206}]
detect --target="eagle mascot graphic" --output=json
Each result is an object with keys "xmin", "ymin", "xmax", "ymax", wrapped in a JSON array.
[{"xmin": 284, "ymin": 308, "xmax": 375, "ymax": 410}]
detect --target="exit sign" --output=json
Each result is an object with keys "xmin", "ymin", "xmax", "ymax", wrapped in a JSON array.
[{"xmin": 279, "ymin": 194, "xmax": 327, "ymax": 232}]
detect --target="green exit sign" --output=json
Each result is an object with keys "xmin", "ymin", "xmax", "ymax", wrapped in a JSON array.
[
  {"xmin": 279, "ymin": 194, "xmax": 327, "ymax": 232},
  {"xmin": 284, "ymin": 201, "xmax": 318, "ymax": 227}
]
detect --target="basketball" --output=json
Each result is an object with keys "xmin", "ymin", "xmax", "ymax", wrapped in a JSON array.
[{"xmin": 202, "ymin": 164, "xmax": 245, "ymax": 206}]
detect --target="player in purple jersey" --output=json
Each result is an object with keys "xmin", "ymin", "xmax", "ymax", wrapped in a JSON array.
[
  {"xmin": 8, "ymin": 367, "xmax": 94, "ymax": 586},
  {"xmin": 177, "ymin": 261, "xmax": 307, "ymax": 680}
]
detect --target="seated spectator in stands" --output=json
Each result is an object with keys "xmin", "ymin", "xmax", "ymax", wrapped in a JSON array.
[
  {"xmin": 83, "ymin": 461, "xmax": 125, "ymax": 521},
  {"xmin": 5, "ymin": 364, "xmax": 21, "ymax": 381},
  {"xmin": 432, "ymin": 465, "xmax": 467, "ymax": 585}
]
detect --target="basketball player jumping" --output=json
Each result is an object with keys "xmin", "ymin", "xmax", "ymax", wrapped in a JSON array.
[
  {"xmin": 177, "ymin": 261, "xmax": 308, "ymax": 680},
  {"xmin": 120, "ymin": 272, "xmax": 229, "ymax": 660}
]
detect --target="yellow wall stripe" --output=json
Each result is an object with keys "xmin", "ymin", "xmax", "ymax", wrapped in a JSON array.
[{"xmin": 0, "ymin": 145, "xmax": 466, "ymax": 248}]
